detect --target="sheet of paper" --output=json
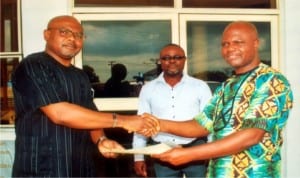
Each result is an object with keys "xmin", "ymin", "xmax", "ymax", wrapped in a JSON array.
[{"xmin": 106, "ymin": 143, "xmax": 176, "ymax": 155}]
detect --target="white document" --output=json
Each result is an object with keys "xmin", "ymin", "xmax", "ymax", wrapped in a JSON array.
[{"xmin": 106, "ymin": 143, "xmax": 177, "ymax": 155}]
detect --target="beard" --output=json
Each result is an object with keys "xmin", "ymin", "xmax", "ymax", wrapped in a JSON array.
[
  {"xmin": 164, "ymin": 69, "xmax": 182, "ymax": 77},
  {"xmin": 60, "ymin": 48, "xmax": 80, "ymax": 59}
]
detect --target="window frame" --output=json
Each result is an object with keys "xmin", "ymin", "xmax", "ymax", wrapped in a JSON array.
[
  {"xmin": 73, "ymin": 13, "xmax": 179, "ymax": 111},
  {"xmin": 0, "ymin": 0, "xmax": 22, "ymax": 125},
  {"xmin": 71, "ymin": 0, "xmax": 280, "ymax": 112},
  {"xmin": 179, "ymin": 14, "xmax": 279, "ymax": 75},
  {"xmin": 0, "ymin": 0, "xmax": 22, "ymax": 54}
]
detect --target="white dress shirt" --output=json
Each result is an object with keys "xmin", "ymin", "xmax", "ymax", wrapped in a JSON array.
[{"xmin": 133, "ymin": 73, "xmax": 212, "ymax": 161}]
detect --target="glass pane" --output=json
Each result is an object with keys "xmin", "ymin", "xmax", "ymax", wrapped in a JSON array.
[
  {"xmin": 186, "ymin": 21, "xmax": 271, "ymax": 83},
  {"xmin": 183, "ymin": 0, "xmax": 276, "ymax": 9},
  {"xmin": 1, "ymin": 57, "xmax": 19, "ymax": 124},
  {"xmin": 81, "ymin": 20, "xmax": 171, "ymax": 97},
  {"xmin": 0, "ymin": 0, "xmax": 19, "ymax": 52},
  {"xmin": 74, "ymin": 0, "xmax": 173, "ymax": 7}
]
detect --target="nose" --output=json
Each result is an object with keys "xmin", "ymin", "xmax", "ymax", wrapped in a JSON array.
[
  {"xmin": 168, "ymin": 58, "xmax": 176, "ymax": 63},
  {"xmin": 225, "ymin": 44, "xmax": 238, "ymax": 53}
]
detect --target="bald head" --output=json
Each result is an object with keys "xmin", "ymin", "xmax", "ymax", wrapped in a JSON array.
[
  {"xmin": 160, "ymin": 43, "xmax": 185, "ymax": 56},
  {"xmin": 47, "ymin": 15, "xmax": 82, "ymax": 30},
  {"xmin": 223, "ymin": 21, "xmax": 258, "ymax": 40},
  {"xmin": 221, "ymin": 21, "xmax": 261, "ymax": 74}
]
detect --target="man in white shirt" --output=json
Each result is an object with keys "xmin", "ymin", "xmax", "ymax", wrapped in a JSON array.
[{"xmin": 133, "ymin": 44, "xmax": 212, "ymax": 177}]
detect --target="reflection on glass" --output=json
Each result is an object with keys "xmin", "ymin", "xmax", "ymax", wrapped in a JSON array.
[
  {"xmin": 0, "ymin": 58, "xmax": 19, "ymax": 124},
  {"xmin": 81, "ymin": 20, "xmax": 171, "ymax": 97},
  {"xmin": 74, "ymin": 0, "xmax": 173, "ymax": 7},
  {"xmin": 186, "ymin": 21, "xmax": 271, "ymax": 82},
  {"xmin": 1, "ymin": 0, "xmax": 19, "ymax": 52},
  {"xmin": 182, "ymin": 0, "xmax": 276, "ymax": 9}
]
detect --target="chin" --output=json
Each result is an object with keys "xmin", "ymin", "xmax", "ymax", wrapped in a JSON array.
[
  {"xmin": 62, "ymin": 55, "xmax": 74, "ymax": 60},
  {"xmin": 226, "ymin": 60, "xmax": 242, "ymax": 67},
  {"xmin": 166, "ymin": 70, "xmax": 179, "ymax": 75}
]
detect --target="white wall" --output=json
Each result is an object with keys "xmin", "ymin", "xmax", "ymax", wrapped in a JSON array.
[
  {"xmin": 282, "ymin": 0, "xmax": 300, "ymax": 177},
  {"xmin": 20, "ymin": 0, "xmax": 300, "ymax": 177},
  {"xmin": 21, "ymin": 0, "xmax": 70, "ymax": 56}
]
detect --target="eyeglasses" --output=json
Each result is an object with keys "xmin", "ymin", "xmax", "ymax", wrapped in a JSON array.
[
  {"xmin": 160, "ymin": 55, "xmax": 186, "ymax": 61},
  {"xmin": 48, "ymin": 28, "xmax": 85, "ymax": 40}
]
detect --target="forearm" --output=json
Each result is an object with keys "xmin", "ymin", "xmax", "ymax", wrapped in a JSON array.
[
  {"xmin": 153, "ymin": 128, "xmax": 266, "ymax": 166},
  {"xmin": 41, "ymin": 102, "xmax": 159, "ymax": 134},
  {"xmin": 185, "ymin": 128, "xmax": 265, "ymax": 161},
  {"xmin": 41, "ymin": 102, "xmax": 126, "ymax": 129},
  {"xmin": 159, "ymin": 119, "xmax": 209, "ymax": 138}
]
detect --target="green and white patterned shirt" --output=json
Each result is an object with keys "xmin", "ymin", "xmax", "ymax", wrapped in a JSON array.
[{"xmin": 195, "ymin": 63, "xmax": 293, "ymax": 178}]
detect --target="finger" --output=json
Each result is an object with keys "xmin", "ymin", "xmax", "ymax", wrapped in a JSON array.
[
  {"xmin": 143, "ymin": 118, "xmax": 159, "ymax": 131},
  {"xmin": 136, "ymin": 128, "xmax": 151, "ymax": 137},
  {"xmin": 113, "ymin": 142, "xmax": 125, "ymax": 150},
  {"xmin": 151, "ymin": 118, "xmax": 160, "ymax": 131},
  {"xmin": 145, "ymin": 114, "xmax": 159, "ymax": 125},
  {"xmin": 137, "ymin": 115, "xmax": 159, "ymax": 134},
  {"xmin": 145, "ymin": 128, "xmax": 157, "ymax": 137}
]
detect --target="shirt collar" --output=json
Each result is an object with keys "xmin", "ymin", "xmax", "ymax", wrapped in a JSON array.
[{"xmin": 156, "ymin": 72, "xmax": 187, "ymax": 85}]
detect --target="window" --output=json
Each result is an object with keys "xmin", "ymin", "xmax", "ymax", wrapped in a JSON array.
[
  {"xmin": 74, "ymin": 0, "xmax": 173, "ymax": 7},
  {"xmin": 77, "ymin": 15, "xmax": 174, "ymax": 98},
  {"xmin": 72, "ymin": 0, "xmax": 280, "ymax": 111},
  {"xmin": 179, "ymin": 15, "xmax": 277, "ymax": 83},
  {"xmin": 74, "ymin": 13, "xmax": 178, "ymax": 110},
  {"xmin": 0, "ymin": 0, "xmax": 21, "ymax": 125},
  {"xmin": 182, "ymin": 0, "xmax": 277, "ymax": 8}
]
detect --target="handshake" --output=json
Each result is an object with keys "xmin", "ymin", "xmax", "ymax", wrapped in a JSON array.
[
  {"xmin": 98, "ymin": 113, "xmax": 162, "ymax": 158},
  {"xmin": 120, "ymin": 113, "xmax": 161, "ymax": 137}
]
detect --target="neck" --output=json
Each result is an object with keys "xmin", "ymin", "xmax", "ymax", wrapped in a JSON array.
[
  {"xmin": 163, "ymin": 73, "xmax": 183, "ymax": 87},
  {"xmin": 45, "ymin": 50, "xmax": 73, "ymax": 67},
  {"xmin": 234, "ymin": 60, "xmax": 260, "ymax": 75}
]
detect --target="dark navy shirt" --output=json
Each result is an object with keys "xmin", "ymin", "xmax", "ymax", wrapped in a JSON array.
[{"xmin": 12, "ymin": 52, "xmax": 98, "ymax": 177}]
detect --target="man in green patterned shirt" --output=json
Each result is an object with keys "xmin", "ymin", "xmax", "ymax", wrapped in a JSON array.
[{"xmin": 150, "ymin": 21, "xmax": 294, "ymax": 177}]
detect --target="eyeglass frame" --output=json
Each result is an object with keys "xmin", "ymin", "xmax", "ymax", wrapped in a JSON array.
[
  {"xmin": 47, "ymin": 27, "xmax": 85, "ymax": 40},
  {"xmin": 160, "ymin": 55, "xmax": 186, "ymax": 61}
]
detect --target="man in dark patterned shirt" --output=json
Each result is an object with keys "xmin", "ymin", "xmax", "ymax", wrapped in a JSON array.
[{"xmin": 11, "ymin": 15, "xmax": 158, "ymax": 177}]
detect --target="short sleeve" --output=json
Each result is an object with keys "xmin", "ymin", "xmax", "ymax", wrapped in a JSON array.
[
  {"xmin": 12, "ymin": 58, "xmax": 62, "ymax": 111},
  {"xmin": 241, "ymin": 73, "xmax": 293, "ymax": 132},
  {"xmin": 194, "ymin": 87, "xmax": 223, "ymax": 133}
]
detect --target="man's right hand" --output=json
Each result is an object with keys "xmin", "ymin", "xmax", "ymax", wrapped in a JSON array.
[
  {"xmin": 120, "ymin": 114, "xmax": 160, "ymax": 137},
  {"xmin": 134, "ymin": 161, "xmax": 147, "ymax": 177}
]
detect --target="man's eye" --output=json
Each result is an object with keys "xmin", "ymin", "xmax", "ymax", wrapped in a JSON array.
[
  {"xmin": 74, "ymin": 33, "xmax": 83, "ymax": 39},
  {"xmin": 160, "ymin": 56, "xmax": 185, "ymax": 60},
  {"xmin": 222, "ymin": 42, "xmax": 229, "ymax": 47},
  {"xmin": 59, "ymin": 29, "xmax": 70, "ymax": 35},
  {"xmin": 161, "ymin": 56, "xmax": 171, "ymax": 60},
  {"xmin": 173, "ymin": 56, "xmax": 185, "ymax": 60},
  {"xmin": 234, "ymin": 41, "xmax": 245, "ymax": 45}
]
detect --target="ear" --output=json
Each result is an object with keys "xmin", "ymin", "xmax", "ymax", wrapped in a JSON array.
[
  {"xmin": 44, "ymin": 29, "xmax": 50, "ymax": 41},
  {"xmin": 254, "ymin": 38, "xmax": 259, "ymax": 48}
]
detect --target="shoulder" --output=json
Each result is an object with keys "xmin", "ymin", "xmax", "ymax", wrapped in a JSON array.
[
  {"xmin": 141, "ymin": 77, "xmax": 160, "ymax": 89},
  {"xmin": 139, "ymin": 75, "xmax": 165, "ymax": 96},
  {"xmin": 185, "ymin": 75, "xmax": 210, "ymax": 88},
  {"xmin": 251, "ymin": 64, "xmax": 293, "ymax": 99},
  {"xmin": 255, "ymin": 63, "xmax": 291, "ymax": 86},
  {"xmin": 19, "ymin": 52, "xmax": 53, "ymax": 68},
  {"xmin": 71, "ymin": 65, "xmax": 86, "ymax": 74},
  {"xmin": 13, "ymin": 52, "xmax": 45, "ymax": 74},
  {"xmin": 24, "ymin": 51, "xmax": 49, "ymax": 61}
]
